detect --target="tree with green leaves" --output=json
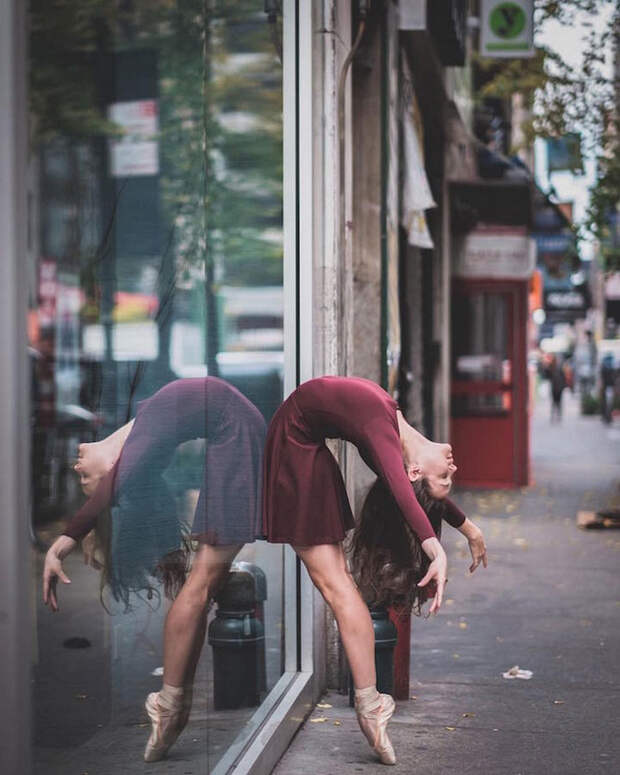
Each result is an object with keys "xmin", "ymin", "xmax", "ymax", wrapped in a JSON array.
[{"xmin": 474, "ymin": 0, "xmax": 619, "ymax": 270}]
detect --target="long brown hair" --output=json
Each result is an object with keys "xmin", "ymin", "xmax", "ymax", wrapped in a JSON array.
[
  {"xmin": 348, "ymin": 478, "xmax": 445, "ymax": 615},
  {"xmin": 94, "ymin": 507, "xmax": 191, "ymax": 610}
]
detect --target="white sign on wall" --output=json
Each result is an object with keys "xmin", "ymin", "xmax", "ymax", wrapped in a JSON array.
[
  {"xmin": 455, "ymin": 231, "xmax": 536, "ymax": 279},
  {"xmin": 480, "ymin": 0, "xmax": 534, "ymax": 58},
  {"xmin": 108, "ymin": 100, "xmax": 159, "ymax": 177},
  {"xmin": 399, "ymin": 0, "xmax": 426, "ymax": 30}
]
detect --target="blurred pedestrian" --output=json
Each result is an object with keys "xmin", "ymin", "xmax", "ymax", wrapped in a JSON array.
[
  {"xmin": 600, "ymin": 353, "xmax": 616, "ymax": 425},
  {"xmin": 546, "ymin": 354, "xmax": 567, "ymax": 423}
]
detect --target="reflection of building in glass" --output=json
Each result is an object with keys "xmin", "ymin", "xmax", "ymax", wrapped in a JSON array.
[{"xmin": 24, "ymin": 3, "xmax": 286, "ymax": 773}]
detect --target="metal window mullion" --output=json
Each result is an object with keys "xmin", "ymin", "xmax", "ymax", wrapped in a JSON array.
[
  {"xmin": 0, "ymin": 1, "xmax": 31, "ymax": 772},
  {"xmin": 296, "ymin": 0, "xmax": 315, "ymax": 676},
  {"xmin": 282, "ymin": 0, "xmax": 301, "ymax": 676}
]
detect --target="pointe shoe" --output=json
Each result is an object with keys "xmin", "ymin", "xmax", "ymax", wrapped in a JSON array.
[
  {"xmin": 355, "ymin": 692, "xmax": 396, "ymax": 765},
  {"xmin": 143, "ymin": 691, "xmax": 186, "ymax": 763}
]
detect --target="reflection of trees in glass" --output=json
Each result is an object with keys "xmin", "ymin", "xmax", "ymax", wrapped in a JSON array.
[
  {"xmin": 30, "ymin": 0, "xmax": 283, "ymax": 398},
  {"xmin": 159, "ymin": 1, "xmax": 283, "ymax": 290},
  {"xmin": 30, "ymin": 0, "xmax": 283, "ymax": 294}
]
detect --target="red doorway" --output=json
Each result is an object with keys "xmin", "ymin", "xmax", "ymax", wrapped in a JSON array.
[{"xmin": 450, "ymin": 279, "xmax": 530, "ymax": 488}]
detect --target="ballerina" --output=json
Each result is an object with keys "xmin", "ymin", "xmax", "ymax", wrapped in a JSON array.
[{"xmin": 261, "ymin": 376, "xmax": 488, "ymax": 765}]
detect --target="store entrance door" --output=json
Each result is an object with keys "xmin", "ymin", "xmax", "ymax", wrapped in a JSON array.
[{"xmin": 450, "ymin": 279, "xmax": 529, "ymax": 488}]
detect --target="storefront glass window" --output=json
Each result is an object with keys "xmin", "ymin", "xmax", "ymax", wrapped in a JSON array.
[
  {"xmin": 29, "ymin": 2, "xmax": 285, "ymax": 771},
  {"xmin": 452, "ymin": 290, "xmax": 512, "ymax": 415}
]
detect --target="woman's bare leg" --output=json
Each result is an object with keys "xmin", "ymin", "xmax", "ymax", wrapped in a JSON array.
[
  {"xmin": 293, "ymin": 543, "xmax": 375, "ymax": 689},
  {"xmin": 144, "ymin": 542, "xmax": 241, "ymax": 762},
  {"xmin": 293, "ymin": 542, "xmax": 396, "ymax": 765},
  {"xmin": 163, "ymin": 542, "xmax": 241, "ymax": 687}
]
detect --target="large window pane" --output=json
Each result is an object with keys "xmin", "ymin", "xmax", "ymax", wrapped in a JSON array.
[{"xmin": 29, "ymin": 2, "xmax": 285, "ymax": 771}]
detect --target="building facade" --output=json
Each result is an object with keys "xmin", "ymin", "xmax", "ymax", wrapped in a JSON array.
[{"xmin": 1, "ymin": 2, "xmax": 513, "ymax": 773}]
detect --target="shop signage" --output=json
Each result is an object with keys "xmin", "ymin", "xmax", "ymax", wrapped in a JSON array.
[
  {"xmin": 454, "ymin": 230, "xmax": 536, "ymax": 279},
  {"xmin": 533, "ymin": 232, "xmax": 574, "ymax": 254},
  {"xmin": 108, "ymin": 100, "xmax": 159, "ymax": 177},
  {"xmin": 480, "ymin": 0, "xmax": 534, "ymax": 58},
  {"xmin": 544, "ymin": 288, "xmax": 587, "ymax": 320}
]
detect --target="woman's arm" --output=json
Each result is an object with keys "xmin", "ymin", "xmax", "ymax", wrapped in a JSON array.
[
  {"xmin": 62, "ymin": 460, "xmax": 119, "ymax": 541},
  {"xmin": 456, "ymin": 517, "xmax": 488, "ymax": 573},
  {"xmin": 444, "ymin": 498, "xmax": 466, "ymax": 528},
  {"xmin": 418, "ymin": 535, "xmax": 448, "ymax": 614},
  {"xmin": 43, "ymin": 534, "xmax": 77, "ymax": 611},
  {"xmin": 363, "ymin": 417, "xmax": 436, "ymax": 544}
]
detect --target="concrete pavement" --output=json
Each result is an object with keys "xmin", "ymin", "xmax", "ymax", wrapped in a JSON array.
[{"xmin": 273, "ymin": 391, "xmax": 620, "ymax": 775}]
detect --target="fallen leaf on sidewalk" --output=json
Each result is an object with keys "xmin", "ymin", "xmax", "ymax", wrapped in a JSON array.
[
  {"xmin": 445, "ymin": 726, "xmax": 456, "ymax": 731},
  {"xmin": 317, "ymin": 703, "xmax": 332, "ymax": 709},
  {"xmin": 513, "ymin": 538, "xmax": 528, "ymax": 548},
  {"xmin": 452, "ymin": 653, "xmax": 461, "ymax": 659},
  {"xmin": 310, "ymin": 716, "xmax": 329, "ymax": 723},
  {"xmin": 459, "ymin": 621, "xmax": 468, "ymax": 630},
  {"xmin": 333, "ymin": 721, "xmax": 341, "ymax": 726},
  {"xmin": 462, "ymin": 712, "xmax": 475, "ymax": 718}
]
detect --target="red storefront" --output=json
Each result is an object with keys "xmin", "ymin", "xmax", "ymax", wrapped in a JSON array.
[{"xmin": 450, "ymin": 220, "xmax": 535, "ymax": 488}]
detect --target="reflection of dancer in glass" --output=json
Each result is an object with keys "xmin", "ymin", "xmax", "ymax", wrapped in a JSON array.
[
  {"xmin": 42, "ymin": 378, "xmax": 266, "ymax": 762},
  {"xmin": 262, "ymin": 376, "xmax": 487, "ymax": 766}
]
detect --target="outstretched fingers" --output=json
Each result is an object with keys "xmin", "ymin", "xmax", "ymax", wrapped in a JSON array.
[
  {"xmin": 43, "ymin": 559, "xmax": 71, "ymax": 612},
  {"xmin": 418, "ymin": 562, "xmax": 447, "ymax": 615},
  {"xmin": 428, "ymin": 578, "xmax": 445, "ymax": 615}
]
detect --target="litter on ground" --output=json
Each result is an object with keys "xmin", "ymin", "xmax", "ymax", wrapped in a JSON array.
[{"xmin": 502, "ymin": 665, "xmax": 533, "ymax": 680}]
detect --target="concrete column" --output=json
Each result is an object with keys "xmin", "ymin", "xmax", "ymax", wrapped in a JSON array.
[
  {"xmin": 310, "ymin": 0, "xmax": 353, "ymax": 693},
  {"xmin": 312, "ymin": 0, "xmax": 352, "ymax": 380}
]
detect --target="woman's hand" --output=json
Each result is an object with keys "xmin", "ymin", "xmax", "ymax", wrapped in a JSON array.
[
  {"xmin": 419, "ymin": 537, "xmax": 448, "ymax": 614},
  {"xmin": 458, "ymin": 518, "xmax": 488, "ymax": 573},
  {"xmin": 43, "ymin": 535, "xmax": 77, "ymax": 612}
]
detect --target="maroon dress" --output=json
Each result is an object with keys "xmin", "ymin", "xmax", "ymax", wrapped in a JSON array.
[
  {"xmin": 62, "ymin": 378, "xmax": 266, "ymax": 603},
  {"xmin": 262, "ymin": 376, "xmax": 466, "ymax": 545}
]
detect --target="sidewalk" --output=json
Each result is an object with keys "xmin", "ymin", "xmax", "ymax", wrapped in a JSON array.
[{"xmin": 273, "ymin": 392, "xmax": 620, "ymax": 775}]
